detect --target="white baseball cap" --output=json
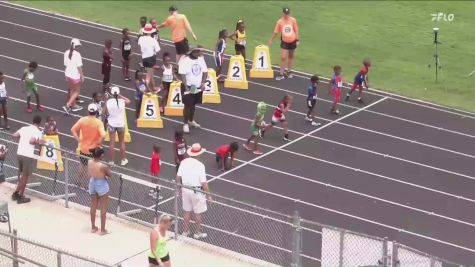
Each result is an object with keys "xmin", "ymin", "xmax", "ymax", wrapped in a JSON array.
[
  {"xmin": 71, "ymin": 38, "xmax": 81, "ymax": 48},
  {"xmin": 110, "ymin": 86, "xmax": 120, "ymax": 95},
  {"xmin": 87, "ymin": 103, "xmax": 98, "ymax": 113}
]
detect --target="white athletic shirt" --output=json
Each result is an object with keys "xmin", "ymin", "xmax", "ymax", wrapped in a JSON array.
[
  {"xmin": 64, "ymin": 49, "xmax": 83, "ymax": 79},
  {"xmin": 106, "ymin": 98, "xmax": 126, "ymax": 128},
  {"xmin": 178, "ymin": 56, "xmax": 208, "ymax": 87},
  {"xmin": 138, "ymin": 36, "xmax": 160, "ymax": 59},
  {"xmin": 0, "ymin": 82, "xmax": 7, "ymax": 98},
  {"xmin": 16, "ymin": 125, "xmax": 42, "ymax": 158},
  {"xmin": 177, "ymin": 158, "xmax": 207, "ymax": 187},
  {"xmin": 162, "ymin": 65, "xmax": 174, "ymax": 83}
]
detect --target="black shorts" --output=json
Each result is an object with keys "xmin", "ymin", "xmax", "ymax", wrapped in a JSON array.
[
  {"xmin": 122, "ymin": 51, "xmax": 131, "ymax": 61},
  {"xmin": 142, "ymin": 56, "xmax": 157, "ymax": 68},
  {"xmin": 174, "ymin": 38, "xmax": 189, "ymax": 55},
  {"xmin": 182, "ymin": 92, "xmax": 203, "ymax": 106},
  {"xmin": 0, "ymin": 98, "xmax": 6, "ymax": 105},
  {"xmin": 79, "ymin": 152, "xmax": 93, "ymax": 166},
  {"xmin": 235, "ymin": 44, "xmax": 245, "ymax": 54},
  {"xmin": 280, "ymin": 40, "xmax": 297, "ymax": 50},
  {"xmin": 307, "ymin": 99, "xmax": 316, "ymax": 109},
  {"xmin": 148, "ymin": 254, "xmax": 170, "ymax": 264}
]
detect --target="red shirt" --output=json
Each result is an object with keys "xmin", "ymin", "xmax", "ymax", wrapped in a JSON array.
[
  {"xmin": 150, "ymin": 151, "xmax": 160, "ymax": 176},
  {"xmin": 273, "ymin": 100, "xmax": 287, "ymax": 119},
  {"xmin": 216, "ymin": 145, "xmax": 234, "ymax": 160}
]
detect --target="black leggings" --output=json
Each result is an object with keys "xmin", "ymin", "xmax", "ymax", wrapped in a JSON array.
[{"xmin": 182, "ymin": 90, "xmax": 202, "ymax": 124}]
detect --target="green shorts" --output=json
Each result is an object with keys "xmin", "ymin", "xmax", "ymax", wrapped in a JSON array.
[
  {"xmin": 18, "ymin": 155, "xmax": 36, "ymax": 177},
  {"xmin": 25, "ymin": 85, "xmax": 38, "ymax": 97}
]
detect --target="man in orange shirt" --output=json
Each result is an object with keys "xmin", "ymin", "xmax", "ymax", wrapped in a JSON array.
[
  {"xmin": 268, "ymin": 7, "xmax": 299, "ymax": 81},
  {"xmin": 158, "ymin": 5, "xmax": 198, "ymax": 62}
]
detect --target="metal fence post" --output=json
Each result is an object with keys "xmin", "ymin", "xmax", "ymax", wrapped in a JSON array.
[
  {"xmin": 339, "ymin": 229, "xmax": 345, "ymax": 267},
  {"xmin": 392, "ymin": 242, "xmax": 399, "ymax": 267},
  {"xmin": 153, "ymin": 185, "xmax": 160, "ymax": 225},
  {"xmin": 382, "ymin": 237, "xmax": 388, "ymax": 267},
  {"xmin": 64, "ymin": 158, "xmax": 69, "ymax": 208},
  {"xmin": 290, "ymin": 210, "xmax": 302, "ymax": 267},
  {"xmin": 57, "ymin": 251, "xmax": 62, "ymax": 267},
  {"xmin": 173, "ymin": 183, "xmax": 179, "ymax": 240},
  {"xmin": 12, "ymin": 229, "xmax": 18, "ymax": 267},
  {"xmin": 116, "ymin": 175, "xmax": 123, "ymax": 215}
]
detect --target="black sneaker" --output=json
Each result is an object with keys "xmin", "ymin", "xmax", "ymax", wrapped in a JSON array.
[
  {"xmin": 283, "ymin": 135, "xmax": 291, "ymax": 141},
  {"xmin": 17, "ymin": 196, "xmax": 31, "ymax": 204},
  {"xmin": 357, "ymin": 98, "xmax": 364, "ymax": 104},
  {"xmin": 275, "ymin": 75, "xmax": 285, "ymax": 81},
  {"xmin": 11, "ymin": 191, "xmax": 20, "ymax": 201},
  {"xmin": 345, "ymin": 94, "xmax": 350, "ymax": 101}
]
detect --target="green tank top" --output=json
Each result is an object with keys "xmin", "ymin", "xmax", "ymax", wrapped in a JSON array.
[
  {"xmin": 24, "ymin": 69, "xmax": 36, "ymax": 90},
  {"xmin": 148, "ymin": 229, "xmax": 168, "ymax": 259}
]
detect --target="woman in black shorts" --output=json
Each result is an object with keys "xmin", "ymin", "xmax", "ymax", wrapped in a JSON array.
[
  {"xmin": 120, "ymin": 28, "xmax": 132, "ymax": 81},
  {"xmin": 138, "ymin": 23, "xmax": 160, "ymax": 91}
]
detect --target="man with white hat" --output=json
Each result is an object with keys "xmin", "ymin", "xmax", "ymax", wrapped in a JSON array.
[
  {"xmin": 138, "ymin": 23, "xmax": 160, "ymax": 91},
  {"xmin": 176, "ymin": 143, "xmax": 212, "ymax": 239}
]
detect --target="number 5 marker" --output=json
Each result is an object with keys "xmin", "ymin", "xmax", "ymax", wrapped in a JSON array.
[
  {"xmin": 137, "ymin": 93, "xmax": 163, "ymax": 128},
  {"xmin": 224, "ymin": 55, "xmax": 248, "ymax": 90}
]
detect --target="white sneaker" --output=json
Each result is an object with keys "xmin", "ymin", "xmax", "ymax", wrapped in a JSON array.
[
  {"xmin": 182, "ymin": 231, "xmax": 190, "ymax": 237},
  {"xmin": 305, "ymin": 116, "xmax": 313, "ymax": 122},
  {"xmin": 189, "ymin": 121, "xmax": 201, "ymax": 128},
  {"xmin": 193, "ymin": 232, "xmax": 208, "ymax": 239},
  {"xmin": 183, "ymin": 124, "xmax": 190, "ymax": 133},
  {"xmin": 120, "ymin": 158, "xmax": 128, "ymax": 166},
  {"xmin": 108, "ymin": 161, "xmax": 115, "ymax": 166},
  {"xmin": 311, "ymin": 121, "xmax": 321, "ymax": 126}
]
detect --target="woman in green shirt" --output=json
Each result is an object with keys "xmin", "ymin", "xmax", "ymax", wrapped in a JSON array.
[
  {"xmin": 148, "ymin": 214, "xmax": 172, "ymax": 267},
  {"xmin": 20, "ymin": 61, "xmax": 44, "ymax": 113}
]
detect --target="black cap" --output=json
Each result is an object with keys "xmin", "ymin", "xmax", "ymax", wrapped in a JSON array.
[
  {"xmin": 283, "ymin": 7, "xmax": 290, "ymax": 15},
  {"xmin": 169, "ymin": 5, "xmax": 177, "ymax": 12}
]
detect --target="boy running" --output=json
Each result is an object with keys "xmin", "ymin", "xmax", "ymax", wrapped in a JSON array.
[
  {"xmin": 306, "ymin": 75, "xmax": 321, "ymax": 126},
  {"xmin": 329, "ymin": 65, "xmax": 344, "ymax": 115},
  {"xmin": 346, "ymin": 58, "xmax": 371, "ymax": 103},
  {"xmin": 243, "ymin": 102, "xmax": 267, "ymax": 155},
  {"xmin": 21, "ymin": 61, "xmax": 44, "ymax": 113},
  {"xmin": 261, "ymin": 95, "xmax": 292, "ymax": 141}
]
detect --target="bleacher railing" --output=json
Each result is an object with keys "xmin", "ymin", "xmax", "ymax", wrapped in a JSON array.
[{"xmin": 0, "ymin": 131, "xmax": 465, "ymax": 267}]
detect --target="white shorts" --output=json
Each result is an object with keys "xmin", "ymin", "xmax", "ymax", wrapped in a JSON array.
[
  {"xmin": 271, "ymin": 114, "xmax": 286, "ymax": 125},
  {"xmin": 182, "ymin": 188, "xmax": 207, "ymax": 214}
]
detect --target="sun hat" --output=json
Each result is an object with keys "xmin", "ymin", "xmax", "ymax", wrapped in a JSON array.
[
  {"xmin": 87, "ymin": 103, "xmax": 98, "ymax": 113},
  {"xmin": 110, "ymin": 86, "xmax": 120, "ymax": 95},
  {"xmin": 142, "ymin": 23, "xmax": 156, "ymax": 34},
  {"xmin": 71, "ymin": 38, "xmax": 81, "ymax": 48},
  {"xmin": 187, "ymin": 143, "xmax": 206, "ymax": 157}
]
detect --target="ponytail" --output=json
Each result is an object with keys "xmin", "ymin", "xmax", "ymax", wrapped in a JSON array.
[
  {"xmin": 114, "ymin": 93, "xmax": 119, "ymax": 108},
  {"xmin": 68, "ymin": 45, "xmax": 74, "ymax": 60}
]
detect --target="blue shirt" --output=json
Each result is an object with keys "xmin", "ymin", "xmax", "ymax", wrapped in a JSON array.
[{"xmin": 307, "ymin": 85, "xmax": 317, "ymax": 101}]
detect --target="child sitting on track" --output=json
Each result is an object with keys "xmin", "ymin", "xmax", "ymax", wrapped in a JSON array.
[
  {"xmin": 214, "ymin": 29, "xmax": 228, "ymax": 82},
  {"xmin": 305, "ymin": 75, "xmax": 321, "ymax": 126},
  {"xmin": 243, "ymin": 102, "xmax": 268, "ymax": 155},
  {"xmin": 261, "ymin": 95, "xmax": 293, "ymax": 141},
  {"xmin": 329, "ymin": 65, "xmax": 344, "ymax": 115},
  {"xmin": 215, "ymin": 142, "xmax": 239, "ymax": 171},
  {"xmin": 21, "ymin": 61, "xmax": 44, "ymax": 113},
  {"xmin": 346, "ymin": 58, "xmax": 371, "ymax": 104}
]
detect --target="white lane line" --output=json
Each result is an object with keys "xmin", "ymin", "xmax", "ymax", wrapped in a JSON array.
[
  {"xmin": 4, "ymin": 56, "xmax": 475, "ymax": 213},
  {"xmin": 7, "ymin": 104, "xmax": 475, "ymax": 255},
  {"xmin": 2, "ymin": 1, "xmax": 475, "ymax": 120},
  {"xmin": 1, "ymin": 23, "xmax": 475, "ymax": 139}
]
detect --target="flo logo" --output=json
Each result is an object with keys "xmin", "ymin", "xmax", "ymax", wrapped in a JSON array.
[{"xmin": 431, "ymin": 12, "xmax": 455, "ymax": 22}]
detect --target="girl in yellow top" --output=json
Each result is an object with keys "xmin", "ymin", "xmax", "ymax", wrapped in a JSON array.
[
  {"xmin": 229, "ymin": 19, "xmax": 247, "ymax": 59},
  {"xmin": 148, "ymin": 214, "xmax": 172, "ymax": 267}
]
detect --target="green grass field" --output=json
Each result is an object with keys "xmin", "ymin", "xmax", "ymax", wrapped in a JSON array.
[{"xmin": 18, "ymin": 1, "xmax": 475, "ymax": 111}]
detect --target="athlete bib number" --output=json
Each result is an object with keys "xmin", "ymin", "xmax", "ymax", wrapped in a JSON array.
[
  {"xmin": 143, "ymin": 98, "xmax": 157, "ymax": 119},
  {"xmin": 230, "ymin": 62, "xmax": 243, "ymax": 80},
  {"xmin": 123, "ymin": 43, "xmax": 131, "ymax": 51},
  {"xmin": 42, "ymin": 140, "xmax": 57, "ymax": 162}
]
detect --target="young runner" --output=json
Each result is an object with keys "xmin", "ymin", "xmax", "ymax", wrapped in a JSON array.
[
  {"xmin": 346, "ymin": 58, "xmax": 372, "ymax": 103},
  {"xmin": 102, "ymin": 40, "xmax": 113, "ymax": 89},
  {"xmin": 120, "ymin": 28, "xmax": 132, "ymax": 81},
  {"xmin": 229, "ymin": 19, "xmax": 246, "ymax": 59},
  {"xmin": 0, "ymin": 72, "xmax": 9, "ymax": 130},
  {"xmin": 215, "ymin": 142, "xmax": 239, "ymax": 171},
  {"xmin": 306, "ymin": 75, "xmax": 321, "ymax": 126},
  {"xmin": 150, "ymin": 18, "xmax": 161, "ymax": 47},
  {"xmin": 43, "ymin": 116, "xmax": 58, "ymax": 136},
  {"xmin": 173, "ymin": 129, "xmax": 188, "ymax": 172},
  {"xmin": 160, "ymin": 52, "xmax": 178, "ymax": 113},
  {"xmin": 214, "ymin": 29, "xmax": 228, "ymax": 82},
  {"xmin": 149, "ymin": 144, "xmax": 162, "ymax": 198},
  {"xmin": 261, "ymin": 95, "xmax": 293, "ymax": 141},
  {"xmin": 21, "ymin": 61, "xmax": 44, "ymax": 113},
  {"xmin": 91, "ymin": 92, "xmax": 105, "ymax": 124},
  {"xmin": 243, "ymin": 102, "xmax": 267, "ymax": 155},
  {"xmin": 329, "ymin": 65, "xmax": 344, "ymax": 115},
  {"xmin": 134, "ymin": 69, "xmax": 149, "ymax": 120}
]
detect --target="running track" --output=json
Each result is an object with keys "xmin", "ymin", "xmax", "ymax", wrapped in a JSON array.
[{"xmin": 1, "ymin": 2, "xmax": 475, "ymax": 266}]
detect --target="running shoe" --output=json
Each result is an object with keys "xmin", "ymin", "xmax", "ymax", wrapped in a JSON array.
[
  {"xmin": 76, "ymin": 99, "xmax": 85, "ymax": 104},
  {"xmin": 193, "ymin": 232, "xmax": 208, "ymax": 239},
  {"xmin": 345, "ymin": 94, "xmax": 350, "ymax": 101},
  {"xmin": 120, "ymin": 158, "xmax": 129, "ymax": 166},
  {"xmin": 286, "ymin": 72, "xmax": 294, "ymax": 78},
  {"xmin": 305, "ymin": 116, "xmax": 313, "ymax": 122},
  {"xmin": 331, "ymin": 109, "xmax": 340, "ymax": 115},
  {"xmin": 108, "ymin": 161, "xmax": 115, "ymax": 166},
  {"xmin": 71, "ymin": 105, "xmax": 83, "ymax": 112},
  {"xmin": 275, "ymin": 75, "xmax": 285, "ymax": 81},
  {"xmin": 283, "ymin": 135, "xmax": 291, "ymax": 141},
  {"xmin": 183, "ymin": 124, "xmax": 190, "ymax": 134},
  {"xmin": 26, "ymin": 107, "xmax": 33, "ymax": 113},
  {"xmin": 11, "ymin": 191, "xmax": 19, "ymax": 201},
  {"xmin": 17, "ymin": 196, "xmax": 31, "ymax": 204},
  {"xmin": 124, "ymin": 77, "xmax": 132, "ymax": 81},
  {"xmin": 189, "ymin": 121, "xmax": 201, "ymax": 128},
  {"xmin": 259, "ymin": 129, "xmax": 266, "ymax": 138},
  {"xmin": 357, "ymin": 98, "xmax": 364, "ymax": 104},
  {"xmin": 62, "ymin": 106, "xmax": 71, "ymax": 115},
  {"xmin": 253, "ymin": 150, "xmax": 263, "ymax": 155},
  {"xmin": 37, "ymin": 106, "xmax": 45, "ymax": 112},
  {"xmin": 243, "ymin": 143, "xmax": 253, "ymax": 151},
  {"xmin": 311, "ymin": 121, "xmax": 321, "ymax": 127}
]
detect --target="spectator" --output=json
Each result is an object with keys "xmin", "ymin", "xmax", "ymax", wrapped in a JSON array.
[
  {"xmin": 71, "ymin": 104, "xmax": 106, "ymax": 185},
  {"xmin": 178, "ymin": 46, "xmax": 208, "ymax": 134},
  {"xmin": 215, "ymin": 142, "xmax": 239, "ymax": 171},
  {"xmin": 138, "ymin": 23, "xmax": 160, "ymax": 91},
  {"xmin": 268, "ymin": 7, "xmax": 299, "ymax": 81},
  {"xmin": 176, "ymin": 143, "xmax": 212, "ymax": 239},
  {"xmin": 157, "ymin": 5, "xmax": 197, "ymax": 62},
  {"xmin": 0, "ymin": 71, "xmax": 9, "ymax": 130},
  {"xmin": 120, "ymin": 28, "xmax": 132, "ymax": 81},
  {"xmin": 43, "ymin": 116, "xmax": 58, "ymax": 136},
  {"xmin": 101, "ymin": 39, "xmax": 113, "ymax": 90},
  {"xmin": 12, "ymin": 115, "xmax": 44, "ymax": 204},
  {"xmin": 87, "ymin": 147, "xmax": 112, "ymax": 236},
  {"xmin": 148, "ymin": 214, "xmax": 172, "ymax": 267},
  {"xmin": 63, "ymin": 38, "xmax": 84, "ymax": 114},
  {"xmin": 104, "ymin": 86, "xmax": 131, "ymax": 166}
]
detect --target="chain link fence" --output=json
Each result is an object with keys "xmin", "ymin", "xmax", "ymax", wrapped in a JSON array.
[{"xmin": 0, "ymin": 130, "xmax": 468, "ymax": 267}]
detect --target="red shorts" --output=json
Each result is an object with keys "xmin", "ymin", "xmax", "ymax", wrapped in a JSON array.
[
  {"xmin": 332, "ymin": 89, "xmax": 341, "ymax": 103},
  {"xmin": 66, "ymin": 77, "xmax": 81, "ymax": 85}
]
